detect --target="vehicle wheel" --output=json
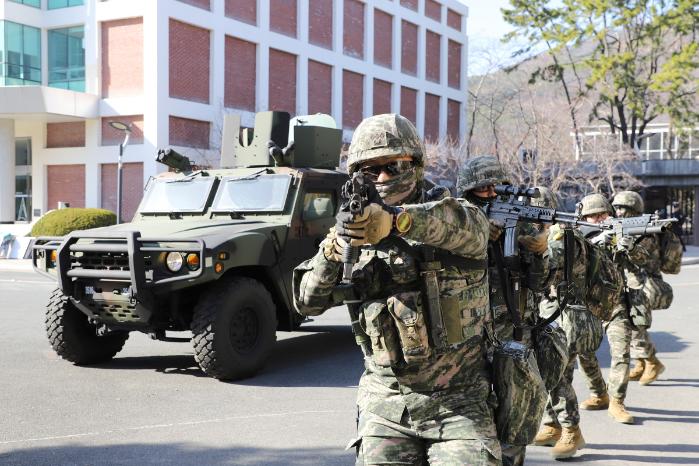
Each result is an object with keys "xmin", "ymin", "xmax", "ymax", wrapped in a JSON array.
[
  {"xmin": 45, "ymin": 288, "xmax": 129, "ymax": 364},
  {"xmin": 191, "ymin": 276, "xmax": 277, "ymax": 380}
]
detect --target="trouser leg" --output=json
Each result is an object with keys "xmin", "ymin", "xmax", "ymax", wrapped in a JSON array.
[
  {"xmin": 577, "ymin": 351, "xmax": 607, "ymax": 397},
  {"xmin": 605, "ymin": 315, "xmax": 632, "ymax": 401},
  {"xmin": 630, "ymin": 326, "xmax": 656, "ymax": 359},
  {"xmin": 428, "ymin": 439, "xmax": 501, "ymax": 466},
  {"xmin": 357, "ymin": 436, "xmax": 426, "ymax": 466},
  {"xmin": 501, "ymin": 444, "xmax": 525, "ymax": 466},
  {"xmin": 550, "ymin": 352, "xmax": 580, "ymax": 428}
]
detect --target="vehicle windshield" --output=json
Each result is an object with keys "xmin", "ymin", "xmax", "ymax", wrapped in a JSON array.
[
  {"xmin": 139, "ymin": 177, "xmax": 215, "ymax": 213},
  {"xmin": 212, "ymin": 174, "xmax": 292, "ymax": 212}
]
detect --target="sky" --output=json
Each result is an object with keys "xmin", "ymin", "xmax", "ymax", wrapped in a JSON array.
[
  {"xmin": 459, "ymin": 0, "xmax": 519, "ymax": 76},
  {"xmin": 460, "ymin": 0, "xmax": 514, "ymax": 42}
]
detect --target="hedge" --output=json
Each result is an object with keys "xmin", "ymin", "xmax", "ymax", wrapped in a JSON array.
[{"xmin": 30, "ymin": 208, "xmax": 117, "ymax": 237}]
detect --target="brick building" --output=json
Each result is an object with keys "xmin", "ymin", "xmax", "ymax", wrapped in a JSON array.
[{"xmin": 0, "ymin": 0, "xmax": 469, "ymax": 224}]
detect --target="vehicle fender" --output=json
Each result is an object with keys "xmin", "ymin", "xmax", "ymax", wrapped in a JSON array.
[{"xmin": 222, "ymin": 232, "xmax": 279, "ymax": 267}]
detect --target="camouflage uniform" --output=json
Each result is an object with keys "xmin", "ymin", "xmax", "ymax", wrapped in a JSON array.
[
  {"xmin": 457, "ymin": 157, "xmax": 550, "ymax": 466},
  {"xmin": 613, "ymin": 192, "xmax": 670, "ymax": 385},
  {"xmin": 534, "ymin": 192, "xmax": 591, "ymax": 433},
  {"xmin": 578, "ymin": 194, "xmax": 651, "ymax": 407},
  {"xmin": 294, "ymin": 115, "xmax": 501, "ymax": 465}
]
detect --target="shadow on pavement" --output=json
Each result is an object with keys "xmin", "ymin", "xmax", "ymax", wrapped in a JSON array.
[
  {"xmin": 582, "ymin": 330, "xmax": 687, "ymax": 370},
  {"xmin": 0, "ymin": 443, "xmax": 352, "ymax": 466},
  {"xmin": 575, "ymin": 453, "xmax": 699, "ymax": 464},
  {"xmin": 85, "ymin": 325, "xmax": 362, "ymax": 388},
  {"xmin": 237, "ymin": 325, "xmax": 362, "ymax": 388},
  {"xmin": 587, "ymin": 443, "xmax": 699, "ymax": 453},
  {"xmin": 92, "ymin": 355, "xmax": 206, "ymax": 378}
]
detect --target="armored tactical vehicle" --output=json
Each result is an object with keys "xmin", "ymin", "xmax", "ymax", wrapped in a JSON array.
[{"xmin": 33, "ymin": 111, "xmax": 347, "ymax": 380}]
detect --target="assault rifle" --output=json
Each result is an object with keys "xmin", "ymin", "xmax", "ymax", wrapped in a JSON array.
[
  {"xmin": 486, "ymin": 185, "xmax": 603, "ymax": 266},
  {"xmin": 337, "ymin": 171, "xmax": 379, "ymax": 357},
  {"xmin": 579, "ymin": 214, "xmax": 674, "ymax": 239}
]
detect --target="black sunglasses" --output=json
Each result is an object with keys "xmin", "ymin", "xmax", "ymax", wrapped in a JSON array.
[{"xmin": 358, "ymin": 160, "xmax": 414, "ymax": 180}]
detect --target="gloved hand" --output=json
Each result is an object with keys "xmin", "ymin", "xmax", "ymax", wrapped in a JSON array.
[
  {"xmin": 489, "ymin": 219, "xmax": 504, "ymax": 241},
  {"xmin": 589, "ymin": 230, "xmax": 614, "ymax": 246},
  {"xmin": 518, "ymin": 230, "xmax": 549, "ymax": 254},
  {"xmin": 336, "ymin": 203, "xmax": 394, "ymax": 246},
  {"xmin": 616, "ymin": 235, "xmax": 635, "ymax": 252},
  {"xmin": 322, "ymin": 227, "xmax": 348, "ymax": 262}
]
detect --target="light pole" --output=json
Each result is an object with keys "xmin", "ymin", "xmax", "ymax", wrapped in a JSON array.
[{"xmin": 108, "ymin": 121, "xmax": 132, "ymax": 224}]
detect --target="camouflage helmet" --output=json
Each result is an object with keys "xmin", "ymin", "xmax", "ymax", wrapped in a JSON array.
[
  {"xmin": 456, "ymin": 155, "xmax": 510, "ymax": 196},
  {"xmin": 612, "ymin": 191, "xmax": 644, "ymax": 214},
  {"xmin": 530, "ymin": 186, "xmax": 561, "ymax": 210},
  {"xmin": 579, "ymin": 193, "xmax": 614, "ymax": 217},
  {"xmin": 346, "ymin": 114, "xmax": 425, "ymax": 173}
]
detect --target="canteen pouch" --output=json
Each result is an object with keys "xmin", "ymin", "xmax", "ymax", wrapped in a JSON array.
[
  {"xmin": 533, "ymin": 320, "xmax": 569, "ymax": 391},
  {"xmin": 361, "ymin": 300, "xmax": 402, "ymax": 366},
  {"xmin": 492, "ymin": 340, "xmax": 547, "ymax": 446},
  {"xmin": 643, "ymin": 275, "xmax": 673, "ymax": 310},
  {"xmin": 660, "ymin": 230, "xmax": 682, "ymax": 274},
  {"xmin": 387, "ymin": 291, "xmax": 432, "ymax": 364},
  {"xmin": 562, "ymin": 304, "xmax": 604, "ymax": 354}
]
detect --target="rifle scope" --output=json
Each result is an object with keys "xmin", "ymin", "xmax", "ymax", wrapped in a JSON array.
[{"xmin": 495, "ymin": 185, "xmax": 540, "ymax": 198}]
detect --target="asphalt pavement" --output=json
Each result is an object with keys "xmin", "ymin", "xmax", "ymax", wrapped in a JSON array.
[{"xmin": 0, "ymin": 259, "xmax": 697, "ymax": 465}]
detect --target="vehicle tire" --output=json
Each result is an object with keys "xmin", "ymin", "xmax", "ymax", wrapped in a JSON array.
[
  {"xmin": 45, "ymin": 288, "xmax": 129, "ymax": 364},
  {"xmin": 191, "ymin": 276, "xmax": 277, "ymax": 380}
]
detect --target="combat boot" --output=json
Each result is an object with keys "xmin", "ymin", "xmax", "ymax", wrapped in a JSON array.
[
  {"xmin": 580, "ymin": 392, "xmax": 609, "ymax": 410},
  {"xmin": 608, "ymin": 397, "xmax": 634, "ymax": 424},
  {"xmin": 639, "ymin": 355, "xmax": 665, "ymax": 385},
  {"xmin": 534, "ymin": 425, "xmax": 562, "ymax": 446},
  {"xmin": 629, "ymin": 359, "xmax": 645, "ymax": 381},
  {"xmin": 551, "ymin": 425, "xmax": 585, "ymax": 460}
]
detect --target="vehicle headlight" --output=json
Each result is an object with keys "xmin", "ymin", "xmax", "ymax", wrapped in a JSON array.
[{"xmin": 166, "ymin": 252, "xmax": 184, "ymax": 272}]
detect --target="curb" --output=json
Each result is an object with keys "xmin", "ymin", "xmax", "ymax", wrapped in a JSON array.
[{"xmin": 681, "ymin": 257, "xmax": 699, "ymax": 266}]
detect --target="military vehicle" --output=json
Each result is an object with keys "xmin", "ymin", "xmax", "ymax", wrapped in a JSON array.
[{"xmin": 33, "ymin": 111, "xmax": 347, "ymax": 381}]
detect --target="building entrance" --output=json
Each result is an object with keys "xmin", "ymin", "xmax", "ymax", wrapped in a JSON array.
[{"xmin": 15, "ymin": 138, "xmax": 32, "ymax": 222}]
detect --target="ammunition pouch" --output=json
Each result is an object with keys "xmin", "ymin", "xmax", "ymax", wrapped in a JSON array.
[
  {"xmin": 361, "ymin": 300, "xmax": 402, "ymax": 366},
  {"xmin": 387, "ymin": 292, "xmax": 432, "ymax": 364}
]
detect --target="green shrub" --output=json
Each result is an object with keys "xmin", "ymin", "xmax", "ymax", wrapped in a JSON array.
[{"xmin": 30, "ymin": 208, "xmax": 117, "ymax": 237}]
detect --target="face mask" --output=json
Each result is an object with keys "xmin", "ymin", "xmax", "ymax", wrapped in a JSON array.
[{"xmin": 375, "ymin": 167, "xmax": 417, "ymax": 206}]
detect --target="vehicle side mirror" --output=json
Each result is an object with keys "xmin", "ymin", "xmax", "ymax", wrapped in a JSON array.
[{"xmin": 304, "ymin": 197, "xmax": 334, "ymax": 221}]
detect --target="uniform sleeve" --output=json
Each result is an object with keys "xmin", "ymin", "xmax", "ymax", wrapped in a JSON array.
[
  {"xmin": 399, "ymin": 197, "xmax": 489, "ymax": 259},
  {"xmin": 626, "ymin": 234, "xmax": 657, "ymax": 267},
  {"xmin": 292, "ymin": 242, "xmax": 343, "ymax": 316}
]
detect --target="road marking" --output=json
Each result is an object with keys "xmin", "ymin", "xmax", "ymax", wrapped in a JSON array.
[{"xmin": 0, "ymin": 409, "xmax": 355, "ymax": 446}]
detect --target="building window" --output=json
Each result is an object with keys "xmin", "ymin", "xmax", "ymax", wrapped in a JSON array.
[
  {"xmin": 9, "ymin": 0, "xmax": 41, "ymax": 8},
  {"xmin": 48, "ymin": 26, "xmax": 85, "ymax": 91},
  {"xmin": 48, "ymin": 0, "xmax": 84, "ymax": 9},
  {"xmin": 15, "ymin": 138, "xmax": 32, "ymax": 222},
  {"xmin": 0, "ymin": 21, "xmax": 41, "ymax": 86}
]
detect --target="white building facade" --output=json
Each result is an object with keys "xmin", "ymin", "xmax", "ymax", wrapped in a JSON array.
[{"xmin": 0, "ymin": 0, "xmax": 469, "ymax": 224}]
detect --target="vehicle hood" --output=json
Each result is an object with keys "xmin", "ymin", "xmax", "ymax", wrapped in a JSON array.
[{"xmin": 78, "ymin": 219, "xmax": 289, "ymax": 250}]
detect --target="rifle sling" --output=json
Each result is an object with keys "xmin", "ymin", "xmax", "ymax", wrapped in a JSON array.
[{"xmin": 490, "ymin": 239, "xmax": 563, "ymax": 333}]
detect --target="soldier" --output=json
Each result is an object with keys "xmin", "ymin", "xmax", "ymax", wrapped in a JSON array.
[
  {"xmin": 457, "ymin": 156, "xmax": 550, "ymax": 466},
  {"xmin": 531, "ymin": 188, "xmax": 599, "ymax": 460},
  {"xmin": 612, "ymin": 191, "xmax": 666, "ymax": 385},
  {"xmin": 293, "ymin": 114, "xmax": 501, "ymax": 465},
  {"xmin": 576, "ymin": 193, "xmax": 637, "ymax": 424}
]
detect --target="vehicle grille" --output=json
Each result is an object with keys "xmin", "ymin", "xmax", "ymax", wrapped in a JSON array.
[{"xmin": 70, "ymin": 251, "xmax": 153, "ymax": 272}]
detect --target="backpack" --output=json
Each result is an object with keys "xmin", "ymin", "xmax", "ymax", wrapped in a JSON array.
[
  {"xmin": 659, "ymin": 230, "xmax": 682, "ymax": 274},
  {"xmin": 584, "ymin": 242, "xmax": 622, "ymax": 321}
]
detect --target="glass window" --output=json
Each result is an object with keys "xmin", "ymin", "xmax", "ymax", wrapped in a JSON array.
[
  {"xmin": 213, "ymin": 175, "xmax": 292, "ymax": 212},
  {"xmin": 48, "ymin": 26, "xmax": 85, "ymax": 91},
  {"xmin": 8, "ymin": 0, "xmax": 41, "ymax": 8},
  {"xmin": 0, "ymin": 21, "xmax": 41, "ymax": 86},
  {"xmin": 139, "ymin": 177, "xmax": 215, "ymax": 213},
  {"xmin": 48, "ymin": 0, "xmax": 84, "ymax": 9},
  {"xmin": 15, "ymin": 138, "xmax": 31, "ymax": 166}
]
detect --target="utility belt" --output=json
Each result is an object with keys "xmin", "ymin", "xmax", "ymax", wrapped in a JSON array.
[{"xmin": 357, "ymin": 238, "xmax": 488, "ymax": 366}]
